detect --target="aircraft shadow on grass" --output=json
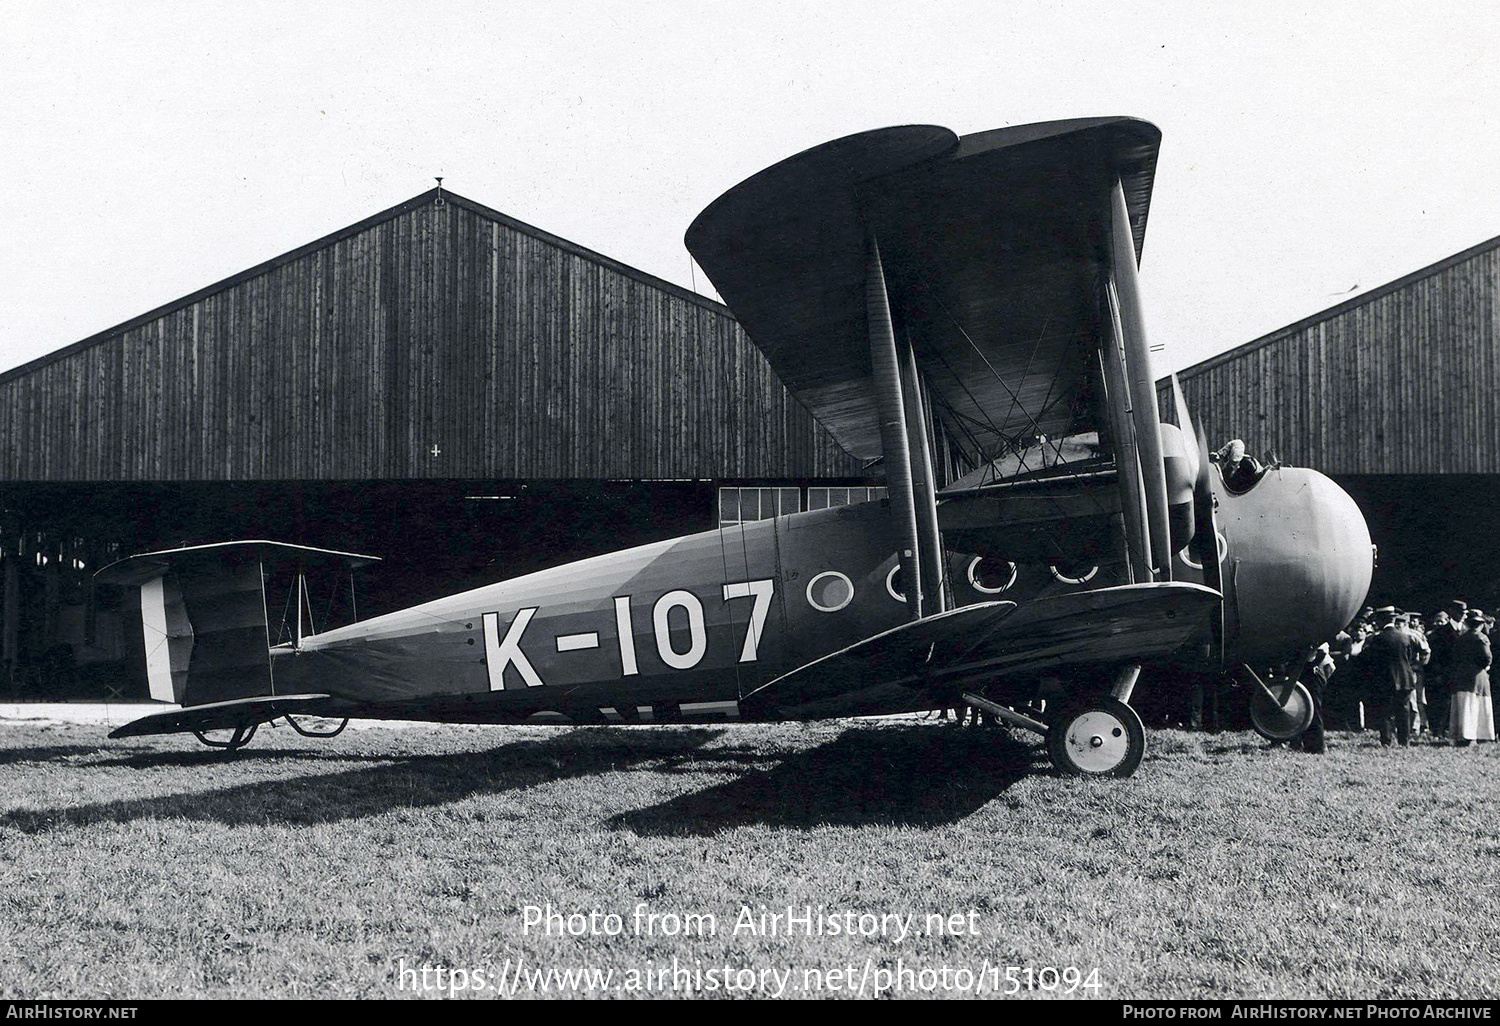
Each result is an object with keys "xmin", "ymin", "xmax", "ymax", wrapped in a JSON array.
[
  {"xmin": 2, "ymin": 723, "xmax": 1042, "ymax": 836},
  {"xmin": 0, "ymin": 744, "xmax": 114, "ymax": 767},
  {"xmin": 611, "ymin": 724, "xmax": 1041, "ymax": 835},
  {"xmin": 0, "ymin": 740, "xmax": 430, "ymax": 769},
  {"xmin": 0, "ymin": 728, "xmax": 727, "ymax": 834},
  {"xmin": 90, "ymin": 746, "xmax": 413, "ymax": 769}
]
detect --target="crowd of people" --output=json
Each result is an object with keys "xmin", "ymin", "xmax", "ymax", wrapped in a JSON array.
[{"xmin": 1302, "ymin": 600, "xmax": 1498, "ymax": 752}]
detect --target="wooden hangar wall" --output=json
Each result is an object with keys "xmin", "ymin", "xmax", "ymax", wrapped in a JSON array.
[
  {"xmin": 0, "ymin": 187, "xmax": 858, "ymax": 482},
  {"xmin": 0, "ymin": 189, "xmax": 870, "ymax": 698},
  {"xmin": 1171, "ymin": 232, "xmax": 1500, "ymax": 615}
]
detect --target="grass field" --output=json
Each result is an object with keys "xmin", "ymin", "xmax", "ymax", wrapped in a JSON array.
[{"xmin": 1, "ymin": 716, "xmax": 1498, "ymax": 1000}]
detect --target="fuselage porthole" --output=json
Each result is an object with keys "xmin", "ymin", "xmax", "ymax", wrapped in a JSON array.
[
  {"xmin": 806, "ymin": 570, "xmax": 855, "ymax": 613},
  {"xmin": 885, "ymin": 564, "xmax": 907, "ymax": 603},
  {"xmin": 1049, "ymin": 564, "xmax": 1099, "ymax": 586},
  {"xmin": 967, "ymin": 556, "xmax": 1018, "ymax": 594}
]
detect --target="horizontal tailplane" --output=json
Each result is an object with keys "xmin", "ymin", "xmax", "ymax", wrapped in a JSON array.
[{"xmin": 108, "ymin": 694, "xmax": 338, "ymax": 739}]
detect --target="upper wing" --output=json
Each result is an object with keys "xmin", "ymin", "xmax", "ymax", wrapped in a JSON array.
[
  {"xmin": 685, "ymin": 117, "xmax": 1161, "ymax": 467},
  {"xmin": 94, "ymin": 539, "xmax": 381, "ymax": 586},
  {"xmin": 740, "ymin": 582, "xmax": 1216, "ymax": 720}
]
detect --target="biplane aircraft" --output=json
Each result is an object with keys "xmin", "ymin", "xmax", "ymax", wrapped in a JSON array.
[{"xmin": 98, "ymin": 117, "xmax": 1374, "ymax": 776}]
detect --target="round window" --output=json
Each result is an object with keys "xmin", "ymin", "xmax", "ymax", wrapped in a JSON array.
[
  {"xmin": 806, "ymin": 570, "xmax": 855, "ymax": 612},
  {"xmin": 966, "ymin": 556, "xmax": 1018, "ymax": 594},
  {"xmin": 885, "ymin": 564, "xmax": 907, "ymax": 603},
  {"xmin": 1049, "ymin": 564, "xmax": 1099, "ymax": 585}
]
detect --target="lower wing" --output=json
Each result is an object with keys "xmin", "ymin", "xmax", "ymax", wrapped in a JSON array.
[{"xmin": 741, "ymin": 582, "xmax": 1220, "ymax": 720}]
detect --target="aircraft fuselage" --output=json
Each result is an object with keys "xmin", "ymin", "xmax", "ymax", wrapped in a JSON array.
[
  {"xmin": 274, "ymin": 465, "xmax": 1370, "ymax": 725},
  {"xmin": 280, "ymin": 497, "xmax": 1128, "ymax": 724}
]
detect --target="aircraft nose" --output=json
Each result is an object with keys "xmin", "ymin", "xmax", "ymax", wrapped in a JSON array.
[
  {"xmin": 1304, "ymin": 471, "xmax": 1375, "ymax": 626},
  {"xmin": 1222, "ymin": 469, "xmax": 1373, "ymax": 665}
]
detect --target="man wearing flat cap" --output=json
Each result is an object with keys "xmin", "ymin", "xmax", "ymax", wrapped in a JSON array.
[{"xmin": 1361, "ymin": 605, "xmax": 1429, "ymax": 746}]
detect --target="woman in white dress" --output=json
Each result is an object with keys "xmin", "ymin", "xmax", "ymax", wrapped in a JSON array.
[{"xmin": 1449, "ymin": 609, "xmax": 1497, "ymax": 745}]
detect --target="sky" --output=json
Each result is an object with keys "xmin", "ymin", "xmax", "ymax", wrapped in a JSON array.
[{"xmin": 3, "ymin": 0, "xmax": 1497, "ymax": 377}]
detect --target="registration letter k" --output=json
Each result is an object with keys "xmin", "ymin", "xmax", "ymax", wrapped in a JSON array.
[{"xmin": 483, "ymin": 607, "xmax": 545, "ymax": 690}]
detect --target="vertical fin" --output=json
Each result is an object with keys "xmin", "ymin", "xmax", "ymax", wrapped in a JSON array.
[{"xmin": 139, "ymin": 575, "xmax": 192, "ymax": 703}]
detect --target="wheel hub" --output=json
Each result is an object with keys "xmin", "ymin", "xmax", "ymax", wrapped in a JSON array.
[{"xmin": 1064, "ymin": 711, "xmax": 1130, "ymax": 773}]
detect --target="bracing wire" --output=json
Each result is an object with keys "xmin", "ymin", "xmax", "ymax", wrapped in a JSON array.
[{"xmin": 916, "ymin": 291, "xmax": 1114, "ymax": 523}]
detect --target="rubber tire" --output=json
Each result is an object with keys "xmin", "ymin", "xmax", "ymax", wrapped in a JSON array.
[{"xmin": 1048, "ymin": 697, "xmax": 1146, "ymax": 778}]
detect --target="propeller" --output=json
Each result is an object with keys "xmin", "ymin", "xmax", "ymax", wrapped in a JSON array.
[{"xmin": 1164, "ymin": 376, "xmax": 1218, "ymax": 589}]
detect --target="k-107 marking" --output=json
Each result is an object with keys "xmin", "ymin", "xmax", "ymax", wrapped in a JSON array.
[{"xmin": 483, "ymin": 580, "xmax": 777, "ymax": 690}]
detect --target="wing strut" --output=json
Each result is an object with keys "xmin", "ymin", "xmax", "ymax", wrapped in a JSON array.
[
  {"xmin": 867, "ymin": 234, "xmax": 924, "ymax": 619},
  {"xmin": 901, "ymin": 331, "xmax": 947, "ymax": 612},
  {"xmin": 1108, "ymin": 177, "xmax": 1173, "ymax": 580},
  {"xmin": 1098, "ymin": 296, "xmax": 1150, "ymax": 583}
]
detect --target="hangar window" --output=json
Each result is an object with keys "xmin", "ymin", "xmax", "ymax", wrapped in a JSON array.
[
  {"xmin": 806, "ymin": 486, "xmax": 888, "ymax": 511},
  {"xmin": 718, "ymin": 487, "xmax": 802, "ymax": 527}
]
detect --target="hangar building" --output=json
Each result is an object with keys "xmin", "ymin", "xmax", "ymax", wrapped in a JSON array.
[
  {"xmin": 0, "ymin": 188, "xmax": 874, "ymax": 697},
  {"xmin": 1174, "ymin": 233, "xmax": 1500, "ymax": 617}
]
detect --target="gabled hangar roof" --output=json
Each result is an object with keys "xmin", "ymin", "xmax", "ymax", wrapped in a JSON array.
[
  {"xmin": 0, "ymin": 188, "xmax": 861, "ymax": 482},
  {"xmin": 1177, "ymin": 231, "xmax": 1500, "ymax": 380},
  {"xmin": 1169, "ymin": 230, "xmax": 1500, "ymax": 477},
  {"xmin": 0, "ymin": 188, "xmax": 729, "ymax": 387}
]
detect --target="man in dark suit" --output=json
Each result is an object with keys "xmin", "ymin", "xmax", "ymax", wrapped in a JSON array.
[
  {"xmin": 1362, "ymin": 605, "xmax": 1430, "ymax": 746},
  {"xmin": 1297, "ymin": 642, "xmax": 1336, "ymax": 753},
  {"xmin": 1425, "ymin": 600, "xmax": 1466, "ymax": 739}
]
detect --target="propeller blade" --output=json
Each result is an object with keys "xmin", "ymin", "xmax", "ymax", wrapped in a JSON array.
[
  {"xmin": 1191, "ymin": 417, "xmax": 1221, "ymax": 595},
  {"xmin": 1168, "ymin": 373, "xmax": 1219, "ymax": 591},
  {"xmin": 1168, "ymin": 374, "xmax": 1200, "ymax": 483},
  {"xmin": 1171, "ymin": 371, "xmax": 1226, "ymax": 667},
  {"xmin": 1192, "ymin": 415, "xmax": 1226, "ymax": 668}
]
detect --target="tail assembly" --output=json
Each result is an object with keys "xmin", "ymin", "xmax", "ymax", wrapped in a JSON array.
[{"xmin": 95, "ymin": 541, "xmax": 380, "ymax": 744}]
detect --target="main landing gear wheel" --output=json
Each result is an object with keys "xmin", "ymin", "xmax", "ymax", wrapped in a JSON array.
[
  {"xmin": 193, "ymin": 723, "xmax": 258, "ymax": 751},
  {"xmin": 1248, "ymin": 676, "xmax": 1315, "ymax": 742},
  {"xmin": 1048, "ymin": 698, "xmax": 1146, "ymax": 778}
]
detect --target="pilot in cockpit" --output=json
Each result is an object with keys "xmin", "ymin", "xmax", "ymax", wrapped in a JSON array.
[{"xmin": 1212, "ymin": 438, "xmax": 1263, "ymax": 493}]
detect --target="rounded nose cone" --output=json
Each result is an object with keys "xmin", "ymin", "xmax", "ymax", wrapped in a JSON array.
[
  {"xmin": 1222, "ymin": 469, "xmax": 1373, "ymax": 665},
  {"xmin": 1312, "ymin": 472, "xmax": 1376, "ymax": 627}
]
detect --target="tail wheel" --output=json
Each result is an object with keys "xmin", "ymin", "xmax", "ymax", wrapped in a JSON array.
[
  {"xmin": 1048, "ymin": 697, "xmax": 1145, "ymax": 778},
  {"xmin": 193, "ymin": 723, "xmax": 258, "ymax": 751}
]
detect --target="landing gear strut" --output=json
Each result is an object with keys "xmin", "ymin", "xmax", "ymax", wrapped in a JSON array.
[
  {"xmin": 1244, "ymin": 666, "xmax": 1315, "ymax": 741},
  {"xmin": 962, "ymin": 685, "xmax": 1148, "ymax": 778}
]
